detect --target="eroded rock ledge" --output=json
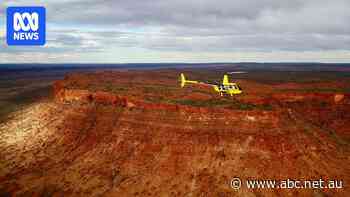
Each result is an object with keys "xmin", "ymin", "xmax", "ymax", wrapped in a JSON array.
[
  {"xmin": 53, "ymin": 80, "xmax": 210, "ymax": 113},
  {"xmin": 54, "ymin": 79, "xmax": 348, "ymax": 112}
]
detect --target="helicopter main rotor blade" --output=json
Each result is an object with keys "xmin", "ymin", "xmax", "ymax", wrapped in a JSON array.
[{"xmin": 227, "ymin": 71, "xmax": 248, "ymax": 74}]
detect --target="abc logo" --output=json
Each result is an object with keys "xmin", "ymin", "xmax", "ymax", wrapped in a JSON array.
[
  {"xmin": 7, "ymin": 7, "xmax": 46, "ymax": 46},
  {"xmin": 13, "ymin": 12, "xmax": 39, "ymax": 31}
]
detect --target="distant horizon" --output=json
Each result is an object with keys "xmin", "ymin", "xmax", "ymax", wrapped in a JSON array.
[
  {"xmin": 1, "ymin": 62, "xmax": 350, "ymax": 65},
  {"xmin": 1, "ymin": 62, "xmax": 350, "ymax": 73}
]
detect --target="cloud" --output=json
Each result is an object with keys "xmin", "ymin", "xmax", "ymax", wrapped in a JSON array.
[
  {"xmin": 40, "ymin": 0, "xmax": 350, "ymax": 35},
  {"xmin": 0, "ymin": 0, "xmax": 350, "ymax": 63}
]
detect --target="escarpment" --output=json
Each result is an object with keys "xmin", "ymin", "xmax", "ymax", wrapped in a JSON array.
[
  {"xmin": 53, "ymin": 71, "xmax": 349, "ymax": 111},
  {"xmin": 1, "ymin": 70, "xmax": 349, "ymax": 197}
]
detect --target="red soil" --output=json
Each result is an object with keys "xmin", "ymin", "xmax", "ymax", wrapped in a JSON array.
[{"xmin": 0, "ymin": 70, "xmax": 349, "ymax": 196}]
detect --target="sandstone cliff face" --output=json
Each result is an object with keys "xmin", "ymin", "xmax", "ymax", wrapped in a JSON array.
[
  {"xmin": 54, "ymin": 78, "xmax": 349, "ymax": 113},
  {"xmin": 0, "ymin": 71, "xmax": 349, "ymax": 197},
  {"xmin": 53, "ymin": 80, "xmax": 227, "ymax": 113}
]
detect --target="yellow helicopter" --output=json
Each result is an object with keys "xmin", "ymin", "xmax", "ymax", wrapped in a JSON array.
[{"xmin": 180, "ymin": 73, "xmax": 243, "ymax": 96}]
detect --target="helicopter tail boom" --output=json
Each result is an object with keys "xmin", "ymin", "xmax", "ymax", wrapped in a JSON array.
[{"xmin": 180, "ymin": 73, "xmax": 199, "ymax": 87}]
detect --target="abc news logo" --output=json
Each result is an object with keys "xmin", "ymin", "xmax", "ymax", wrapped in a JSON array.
[
  {"xmin": 7, "ymin": 7, "xmax": 46, "ymax": 46},
  {"xmin": 13, "ymin": 12, "xmax": 39, "ymax": 40}
]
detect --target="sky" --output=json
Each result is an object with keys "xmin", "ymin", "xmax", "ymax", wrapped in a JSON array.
[{"xmin": 0, "ymin": 0, "xmax": 350, "ymax": 63}]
